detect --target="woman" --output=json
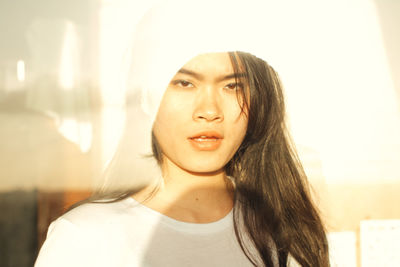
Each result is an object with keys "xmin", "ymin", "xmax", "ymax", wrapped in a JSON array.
[
  {"xmin": 35, "ymin": 51, "xmax": 328, "ymax": 266},
  {"xmin": 35, "ymin": 1, "xmax": 329, "ymax": 267}
]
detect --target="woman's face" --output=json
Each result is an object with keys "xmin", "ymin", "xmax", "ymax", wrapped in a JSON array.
[{"xmin": 153, "ymin": 52, "xmax": 248, "ymax": 174}]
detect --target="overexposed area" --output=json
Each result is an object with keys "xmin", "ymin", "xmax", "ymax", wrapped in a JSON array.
[{"xmin": 0, "ymin": 0, "xmax": 399, "ymax": 266}]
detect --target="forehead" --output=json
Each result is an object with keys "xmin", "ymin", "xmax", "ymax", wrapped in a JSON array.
[{"xmin": 179, "ymin": 52, "xmax": 234, "ymax": 75}]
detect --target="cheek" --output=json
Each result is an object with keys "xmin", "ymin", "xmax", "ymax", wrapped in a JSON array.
[
  {"xmin": 157, "ymin": 92, "xmax": 189, "ymax": 119},
  {"xmin": 153, "ymin": 96, "xmax": 189, "ymax": 151},
  {"xmin": 155, "ymin": 95, "xmax": 183, "ymax": 128},
  {"xmin": 153, "ymin": 114, "xmax": 180, "ymax": 149},
  {"xmin": 224, "ymin": 113, "xmax": 248, "ymax": 154},
  {"xmin": 226, "ymin": 101, "xmax": 248, "ymax": 134},
  {"xmin": 234, "ymin": 118, "xmax": 248, "ymax": 145}
]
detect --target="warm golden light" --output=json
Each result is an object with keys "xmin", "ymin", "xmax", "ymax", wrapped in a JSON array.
[
  {"xmin": 98, "ymin": 0, "xmax": 158, "ymax": 168},
  {"xmin": 57, "ymin": 118, "xmax": 93, "ymax": 153},
  {"xmin": 59, "ymin": 22, "xmax": 78, "ymax": 90},
  {"xmin": 17, "ymin": 60, "xmax": 25, "ymax": 82}
]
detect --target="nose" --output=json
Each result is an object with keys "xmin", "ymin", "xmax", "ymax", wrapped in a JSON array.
[{"xmin": 192, "ymin": 87, "xmax": 223, "ymax": 122}]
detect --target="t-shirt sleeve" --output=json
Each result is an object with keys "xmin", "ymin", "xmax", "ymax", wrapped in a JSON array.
[{"xmin": 34, "ymin": 218, "xmax": 106, "ymax": 267}]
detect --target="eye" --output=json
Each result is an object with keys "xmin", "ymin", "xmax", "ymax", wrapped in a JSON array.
[
  {"xmin": 172, "ymin": 79, "xmax": 194, "ymax": 88},
  {"xmin": 224, "ymin": 82, "xmax": 243, "ymax": 91}
]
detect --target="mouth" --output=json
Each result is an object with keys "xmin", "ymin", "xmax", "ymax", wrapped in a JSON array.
[{"xmin": 188, "ymin": 131, "xmax": 223, "ymax": 151}]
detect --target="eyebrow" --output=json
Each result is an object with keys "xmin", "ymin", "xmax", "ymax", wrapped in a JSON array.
[{"xmin": 177, "ymin": 68, "xmax": 246, "ymax": 82}]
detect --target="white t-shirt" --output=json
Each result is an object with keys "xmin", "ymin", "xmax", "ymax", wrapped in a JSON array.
[{"xmin": 35, "ymin": 197, "xmax": 268, "ymax": 267}]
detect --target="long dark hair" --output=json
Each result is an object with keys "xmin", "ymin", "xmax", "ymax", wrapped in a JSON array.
[
  {"xmin": 77, "ymin": 51, "xmax": 329, "ymax": 266},
  {"xmin": 226, "ymin": 52, "xmax": 329, "ymax": 266}
]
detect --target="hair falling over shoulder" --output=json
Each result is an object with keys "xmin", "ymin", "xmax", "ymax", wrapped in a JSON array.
[{"xmin": 224, "ymin": 52, "xmax": 330, "ymax": 267}]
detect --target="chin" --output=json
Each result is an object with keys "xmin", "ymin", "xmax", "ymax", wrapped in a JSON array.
[{"xmin": 177, "ymin": 158, "xmax": 225, "ymax": 174}]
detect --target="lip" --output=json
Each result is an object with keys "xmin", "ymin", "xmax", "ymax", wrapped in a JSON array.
[
  {"xmin": 188, "ymin": 131, "xmax": 223, "ymax": 151},
  {"xmin": 188, "ymin": 131, "xmax": 223, "ymax": 139}
]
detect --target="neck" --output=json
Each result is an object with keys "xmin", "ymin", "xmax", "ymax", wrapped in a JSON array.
[{"xmin": 132, "ymin": 157, "xmax": 234, "ymax": 223}]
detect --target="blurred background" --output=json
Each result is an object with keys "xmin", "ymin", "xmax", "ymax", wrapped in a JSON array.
[{"xmin": 0, "ymin": 0, "xmax": 399, "ymax": 266}]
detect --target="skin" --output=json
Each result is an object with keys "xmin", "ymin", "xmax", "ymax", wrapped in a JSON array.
[{"xmin": 133, "ymin": 52, "xmax": 248, "ymax": 223}]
